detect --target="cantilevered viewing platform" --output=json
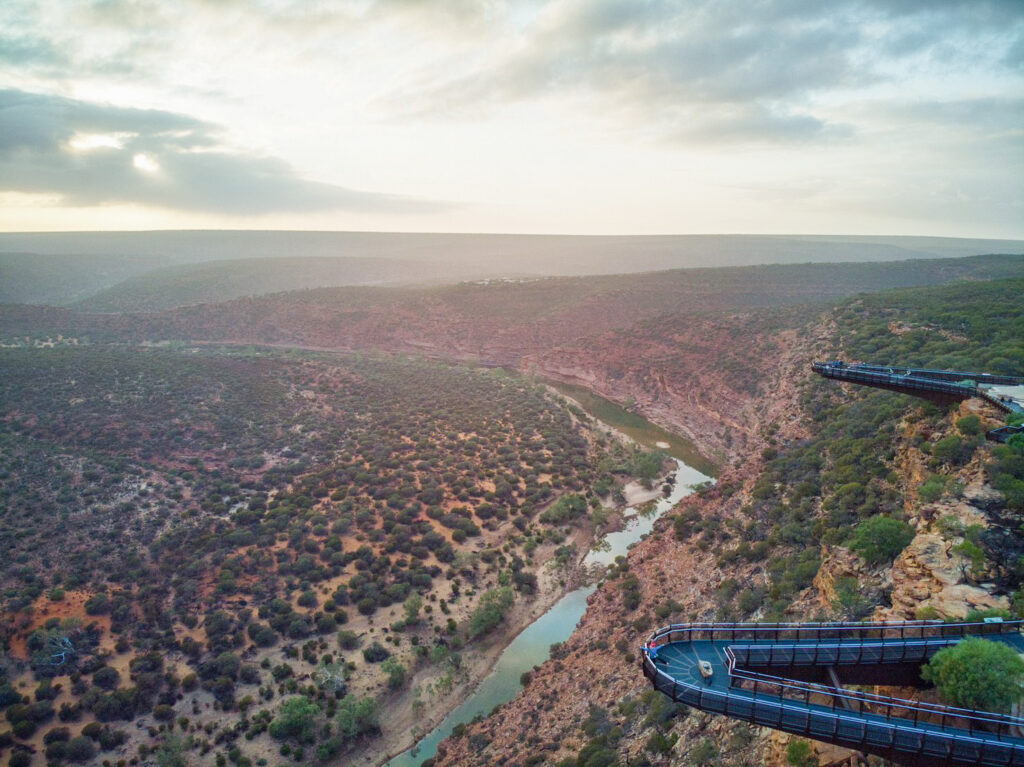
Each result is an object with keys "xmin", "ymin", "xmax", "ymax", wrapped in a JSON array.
[
  {"xmin": 641, "ymin": 620, "xmax": 1024, "ymax": 767},
  {"xmin": 812, "ymin": 361, "xmax": 1024, "ymax": 419}
]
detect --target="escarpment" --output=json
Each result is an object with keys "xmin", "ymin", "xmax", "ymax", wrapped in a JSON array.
[
  {"xmin": 432, "ymin": 319, "xmax": 821, "ymax": 767},
  {"xmin": 435, "ymin": 280, "xmax": 1024, "ymax": 767}
]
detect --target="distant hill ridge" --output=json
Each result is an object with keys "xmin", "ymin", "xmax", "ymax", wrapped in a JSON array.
[
  {"xmin": 1, "ymin": 231, "xmax": 1021, "ymax": 308},
  {"xmin": 3, "ymin": 256, "xmax": 1023, "ymax": 368},
  {"xmin": 72, "ymin": 256, "xmax": 470, "ymax": 313}
]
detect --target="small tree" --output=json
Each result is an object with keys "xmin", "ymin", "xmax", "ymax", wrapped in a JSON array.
[
  {"xmin": 403, "ymin": 594, "xmax": 423, "ymax": 625},
  {"xmin": 268, "ymin": 696, "xmax": 319, "ymax": 743},
  {"xmin": 922, "ymin": 637, "xmax": 1024, "ymax": 712},
  {"xmin": 381, "ymin": 657, "xmax": 406, "ymax": 690},
  {"xmin": 335, "ymin": 695, "xmax": 379, "ymax": 742},
  {"xmin": 66, "ymin": 736, "xmax": 96, "ymax": 763},
  {"xmin": 850, "ymin": 516, "xmax": 915, "ymax": 565},
  {"xmin": 467, "ymin": 586, "xmax": 515, "ymax": 638},
  {"xmin": 362, "ymin": 642, "xmax": 390, "ymax": 663}
]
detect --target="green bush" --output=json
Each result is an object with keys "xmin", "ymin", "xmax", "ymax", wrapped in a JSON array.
[
  {"xmin": 337, "ymin": 630, "xmax": 360, "ymax": 650},
  {"xmin": 931, "ymin": 435, "xmax": 973, "ymax": 466},
  {"xmin": 687, "ymin": 737, "xmax": 719, "ymax": 766},
  {"xmin": 956, "ymin": 415, "xmax": 983, "ymax": 436},
  {"xmin": 467, "ymin": 587, "xmax": 515, "ymax": 639},
  {"xmin": 786, "ymin": 738, "xmax": 817, "ymax": 767},
  {"xmin": 361, "ymin": 642, "xmax": 390, "ymax": 664},
  {"xmin": 922, "ymin": 638, "xmax": 1024, "ymax": 712},
  {"xmin": 66, "ymin": 735, "xmax": 96, "ymax": 762},
  {"xmin": 335, "ymin": 695, "xmax": 379, "ymax": 741},
  {"xmin": 268, "ymin": 696, "xmax": 319, "ymax": 743},
  {"xmin": 851, "ymin": 516, "xmax": 915, "ymax": 565},
  {"xmin": 832, "ymin": 577, "xmax": 872, "ymax": 620},
  {"xmin": 918, "ymin": 475, "xmax": 946, "ymax": 504},
  {"xmin": 381, "ymin": 658, "xmax": 406, "ymax": 690}
]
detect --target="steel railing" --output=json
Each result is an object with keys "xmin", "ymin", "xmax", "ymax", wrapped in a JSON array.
[
  {"xmin": 640, "ymin": 650, "xmax": 1024, "ymax": 765},
  {"xmin": 641, "ymin": 620, "xmax": 1024, "ymax": 757},
  {"xmin": 725, "ymin": 665, "xmax": 1024, "ymax": 741},
  {"xmin": 724, "ymin": 636, "xmax": 965, "ymax": 667},
  {"xmin": 815, "ymin": 363, "xmax": 1023, "ymax": 388},
  {"xmin": 645, "ymin": 619, "xmax": 1024, "ymax": 648}
]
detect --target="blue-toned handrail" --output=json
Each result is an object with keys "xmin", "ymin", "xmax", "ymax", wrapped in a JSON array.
[
  {"xmin": 643, "ymin": 620, "xmax": 1024, "ymax": 742},
  {"xmin": 645, "ymin": 619, "xmax": 1024, "ymax": 648}
]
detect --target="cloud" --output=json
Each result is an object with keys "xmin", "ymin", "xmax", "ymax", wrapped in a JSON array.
[
  {"xmin": 0, "ymin": 32, "xmax": 69, "ymax": 70},
  {"xmin": 381, "ymin": 0, "xmax": 1022, "ymax": 144},
  {"xmin": 672, "ymin": 104, "xmax": 852, "ymax": 145},
  {"xmin": 0, "ymin": 89, "xmax": 443, "ymax": 215}
]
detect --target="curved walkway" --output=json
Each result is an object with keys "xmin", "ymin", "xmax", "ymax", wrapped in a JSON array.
[{"xmin": 641, "ymin": 620, "xmax": 1024, "ymax": 767}]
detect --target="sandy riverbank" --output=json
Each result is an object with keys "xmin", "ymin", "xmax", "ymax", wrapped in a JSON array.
[{"xmin": 366, "ymin": 549, "xmax": 593, "ymax": 766}]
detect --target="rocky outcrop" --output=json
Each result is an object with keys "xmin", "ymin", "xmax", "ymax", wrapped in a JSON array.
[{"xmin": 887, "ymin": 533, "xmax": 1009, "ymax": 619}]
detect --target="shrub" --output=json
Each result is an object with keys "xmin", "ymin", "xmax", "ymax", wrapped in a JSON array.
[
  {"xmin": 97, "ymin": 727, "xmax": 127, "ymax": 751},
  {"xmin": 688, "ymin": 738, "xmax": 719, "ymax": 766},
  {"xmin": 12, "ymin": 719, "xmax": 36, "ymax": 739},
  {"xmin": 467, "ymin": 587, "xmax": 515, "ymax": 639},
  {"xmin": 786, "ymin": 738, "xmax": 817, "ymax": 767},
  {"xmin": 335, "ymin": 695, "xmax": 379, "ymax": 741},
  {"xmin": 85, "ymin": 593, "xmax": 110, "ymax": 615},
  {"xmin": 851, "ymin": 516, "xmax": 915, "ymax": 565},
  {"xmin": 66, "ymin": 735, "xmax": 96, "ymax": 762},
  {"xmin": 92, "ymin": 666, "xmax": 120, "ymax": 690},
  {"xmin": 0, "ymin": 683, "xmax": 21, "ymax": 708},
  {"xmin": 337, "ymin": 630, "xmax": 360, "ymax": 650},
  {"xmin": 268, "ymin": 696, "xmax": 319, "ymax": 743},
  {"xmin": 918, "ymin": 475, "xmax": 946, "ymax": 504},
  {"xmin": 922, "ymin": 638, "xmax": 1024, "ymax": 712},
  {"xmin": 931, "ymin": 435, "xmax": 972, "ymax": 465},
  {"xmin": 43, "ymin": 726, "xmax": 71, "ymax": 743},
  {"xmin": 832, "ymin": 577, "xmax": 872, "ymax": 620},
  {"xmin": 381, "ymin": 658, "xmax": 406, "ymax": 690},
  {"xmin": 956, "ymin": 415, "xmax": 983, "ymax": 436},
  {"xmin": 362, "ymin": 643, "xmax": 390, "ymax": 664}
]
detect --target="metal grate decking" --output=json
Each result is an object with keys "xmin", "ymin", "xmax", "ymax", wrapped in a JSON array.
[{"xmin": 641, "ymin": 620, "xmax": 1024, "ymax": 767}]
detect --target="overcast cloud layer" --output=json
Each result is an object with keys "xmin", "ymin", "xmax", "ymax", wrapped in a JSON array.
[
  {"xmin": 0, "ymin": 89, "xmax": 442, "ymax": 213},
  {"xmin": 0, "ymin": 0, "xmax": 1021, "ymax": 235}
]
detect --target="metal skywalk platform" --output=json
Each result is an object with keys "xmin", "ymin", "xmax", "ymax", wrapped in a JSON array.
[
  {"xmin": 811, "ymin": 361, "xmax": 1024, "ymax": 414},
  {"xmin": 641, "ymin": 620, "xmax": 1024, "ymax": 767}
]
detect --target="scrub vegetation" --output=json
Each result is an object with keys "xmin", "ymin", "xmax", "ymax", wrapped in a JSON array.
[
  {"xmin": 0, "ymin": 347, "xmax": 661, "ymax": 766},
  {"xmin": 707, "ymin": 277, "xmax": 1024, "ymax": 624}
]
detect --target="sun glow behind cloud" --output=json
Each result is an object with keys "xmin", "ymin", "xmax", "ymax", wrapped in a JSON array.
[
  {"xmin": 0, "ymin": 0, "xmax": 1021, "ymax": 236},
  {"xmin": 68, "ymin": 132, "xmax": 130, "ymax": 151},
  {"xmin": 132, "ymin": 153, "xmax": 160, "ymax": 173}
]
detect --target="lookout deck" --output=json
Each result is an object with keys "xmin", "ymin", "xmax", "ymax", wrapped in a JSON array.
[
  {"xmin": 811, "ymin": 361, "xmax": 1024, "ymax": 413},
  {"xmin": 641, "ymin": 620, "xmax": 1024, "ymax": 767}
]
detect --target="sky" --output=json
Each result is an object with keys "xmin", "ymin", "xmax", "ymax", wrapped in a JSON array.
[{"xmin": 0, "ymin": 0, "xmax": 1022, "ymax": 237}]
